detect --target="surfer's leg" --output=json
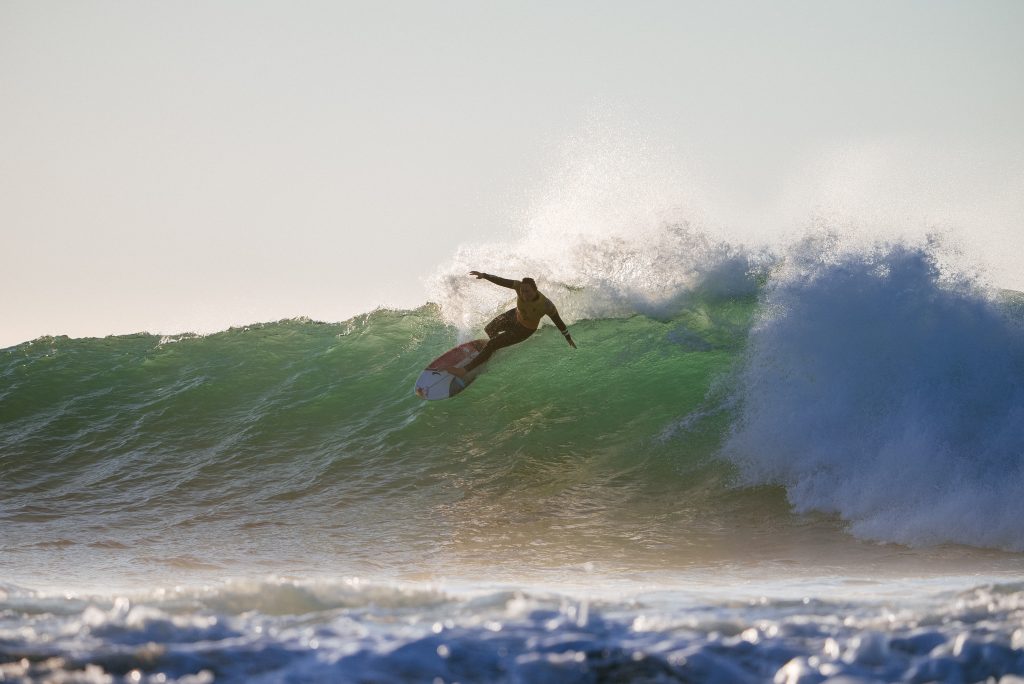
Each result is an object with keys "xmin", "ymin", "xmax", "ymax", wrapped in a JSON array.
[
  {"xmin": 485, "ymin": 309, "xmax": 518, "ymax": 339},
  {"xmin": 447, "ymin": 311, "xmax": 531, "ymax": 378},
  {"xmin": 464, "ymin": 324, "xmax": 535, "ymax": 372}
]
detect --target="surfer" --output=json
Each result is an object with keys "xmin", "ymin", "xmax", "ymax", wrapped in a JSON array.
[{"xmin": 445, "ymin": 272, "xmax": 576, "ymax": 379}]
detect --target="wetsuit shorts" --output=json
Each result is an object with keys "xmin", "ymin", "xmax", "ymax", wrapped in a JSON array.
[{"xmin": 464, "ymin": 308, "xmax": 535, "ymax": 372}]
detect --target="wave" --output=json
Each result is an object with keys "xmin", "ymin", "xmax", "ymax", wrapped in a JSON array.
[
  {"xmin": 722, "ymin": 234, "xmax": 1024, "ymax": 550},
  {"xmin": 2, "ymin": 228, "xmax": 1023, "ymax": 576},
  {"xmin": 1, "ymin": 294, "xmax": 762, "ymax": 583}
]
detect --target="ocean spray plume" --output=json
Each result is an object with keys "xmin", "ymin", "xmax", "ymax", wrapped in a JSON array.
[
  {"xmin": 723, "ymin": 237, "xmax": 1024, "ymax": 550},
  {"xmin": 425, "ymin": 115, "xmax": 762, "ymax": 334},
  {"xmin": 428, "ymin": 222, "xmax": 760, "ymax": 335}
]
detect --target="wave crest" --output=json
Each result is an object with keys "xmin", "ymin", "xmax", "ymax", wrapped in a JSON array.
[{"xmin": 724, "ymin": 237, "xmax": 1024, "ymax": 550}]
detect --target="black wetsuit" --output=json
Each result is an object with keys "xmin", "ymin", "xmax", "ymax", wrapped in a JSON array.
[
  {"xmin": 464, "ymin": 308, "xmax": 535, "ymax": 372},
  {"xmin": 463, "ymin": 273, "xmax": 571, "ymax": 373}
]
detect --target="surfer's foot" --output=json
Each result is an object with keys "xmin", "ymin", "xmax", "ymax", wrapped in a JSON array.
[{"xmin": 446, "ymin": 366, "xmax": 468, "ymax": 379}]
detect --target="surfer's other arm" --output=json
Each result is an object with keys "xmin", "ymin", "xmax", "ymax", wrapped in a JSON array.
[
  {"xmin": 469, "ymin": 271, "xmax": 517, "ymax": 289},
  {"xmin": 547, "ymin": 304, "xmax": 577, "ymax": 349}
]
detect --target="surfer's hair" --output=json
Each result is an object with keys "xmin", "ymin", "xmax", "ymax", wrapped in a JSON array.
[{"xmin": 522, "ymin": 277, "xmax": 537, "ymax": 288}]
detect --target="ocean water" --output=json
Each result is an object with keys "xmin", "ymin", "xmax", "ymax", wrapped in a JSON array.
[{"xmin": 3, "ymin": 229, "xmax": 1024, "ymax": 683}]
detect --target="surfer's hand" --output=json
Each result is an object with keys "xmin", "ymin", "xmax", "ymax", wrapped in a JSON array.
[{"xmin": 469, "ymin": 271, "xmax": 485, "ymax": 279}]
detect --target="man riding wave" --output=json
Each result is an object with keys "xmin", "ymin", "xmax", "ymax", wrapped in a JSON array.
[{"xmin": 446, "ymin": 271, "xmax": 576, "ymax": 379}]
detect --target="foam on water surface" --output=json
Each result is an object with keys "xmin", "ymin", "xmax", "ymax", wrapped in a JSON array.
[{"xmin": 3, "ymin": 576, "xmax": 1024, "ymax": 683}]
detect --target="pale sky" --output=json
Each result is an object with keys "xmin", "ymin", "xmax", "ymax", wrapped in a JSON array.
[{"xmin": 3, "ymin": 1, "xmax": 1023, "ymax": 348}]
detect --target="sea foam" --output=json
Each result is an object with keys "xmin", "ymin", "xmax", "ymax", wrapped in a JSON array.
[
  {"xmin": 3, "ymin": 578, "xmax": 1024, "ymax": 684},
  {"xmin": 724, "ymin": 236, "xmax": 1024, "ymax": 550}
]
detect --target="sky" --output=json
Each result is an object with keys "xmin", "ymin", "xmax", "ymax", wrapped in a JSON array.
[{"xmin": 2, "ymin": 0, "xmax": 1023, "ymax": 348}]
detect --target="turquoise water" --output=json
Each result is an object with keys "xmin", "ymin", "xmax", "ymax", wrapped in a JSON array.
[
  {"xmin": 2, "ymin": 295, "xmax": 760, "ymax": 585},
  {"xmin": 3, "ymin": 237, "xmax": 1024, "ymax": 682}
]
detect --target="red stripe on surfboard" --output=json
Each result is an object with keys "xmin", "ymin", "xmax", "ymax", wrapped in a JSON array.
[{"xmin": 426, "ymin": 339, "xmax": 487, "ymax": 370}]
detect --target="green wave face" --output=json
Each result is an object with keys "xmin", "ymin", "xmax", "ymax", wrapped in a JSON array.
[
  {"xmin": 7, "ymin": 241, "xmax": 1023, "ymax": 590},
  {"xmin": 1, "ymin": 292, "xmax": 778, "ymax": 583}
]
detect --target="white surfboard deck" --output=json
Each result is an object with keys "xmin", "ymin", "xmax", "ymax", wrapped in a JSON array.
[{"xmin": 414, "ymin": 339, "xmax": 488, "ymax": 401}]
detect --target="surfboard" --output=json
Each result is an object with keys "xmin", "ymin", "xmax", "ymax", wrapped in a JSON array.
[{"xmin": 414, "ymin": 339, "xmax": 488, "ymax": 400}]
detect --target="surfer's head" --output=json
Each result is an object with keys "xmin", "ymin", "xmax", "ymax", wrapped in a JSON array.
[{"xmin": 521, "ymin": 277, "xmax": 538, "ymax": 299}]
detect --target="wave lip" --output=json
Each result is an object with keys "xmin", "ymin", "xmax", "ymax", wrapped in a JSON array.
[{"xmin": 724, "ymin": 239, "xmax": 1024, "ymax": 551}]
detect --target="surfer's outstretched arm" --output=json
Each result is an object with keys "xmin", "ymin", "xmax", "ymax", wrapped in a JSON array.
[
  {"xmin": 469, "ymin": 271, "xmax": 517, "ymax": 289},
  {"xmin": 547, "ymin": 305, "xmax": 577, "ymax": 349}
]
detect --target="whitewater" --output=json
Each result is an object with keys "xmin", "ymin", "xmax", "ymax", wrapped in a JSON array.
[{"xmin": 3, "ymin": 219, "xmax": 1024, "ymax": 681}]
